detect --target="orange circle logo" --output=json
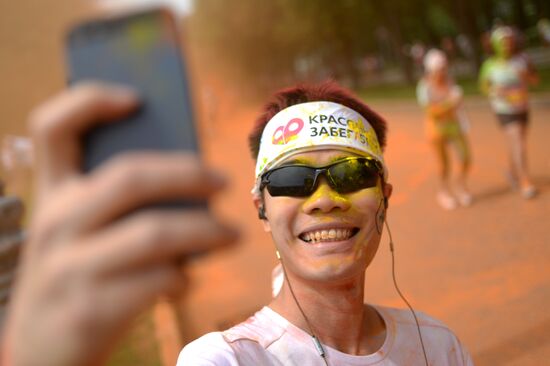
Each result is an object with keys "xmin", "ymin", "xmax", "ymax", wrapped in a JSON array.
[{"xmin": 272, "ymin": 118, "xmax": 304, "ymax": 145}]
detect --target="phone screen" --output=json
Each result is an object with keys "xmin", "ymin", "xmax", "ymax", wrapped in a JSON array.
[{"xmin": 66, "ymin": 9, "xmax": 199, "ymax": 172}]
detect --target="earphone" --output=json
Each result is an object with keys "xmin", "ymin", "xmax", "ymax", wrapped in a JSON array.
[
  {"xmin": 258, "ymin": 204, "xmax": 267, "ymax": 220},
  {"xmin": 385, "ymin": 218, "xmax": 429, "ymax": 366},
  {"xmin": 275, "ymin": 249, "xmax": 329, "ymax": 365},
  {"xmin": 375, "ymin": 196, "xmax": 388, "ymax": 234}
]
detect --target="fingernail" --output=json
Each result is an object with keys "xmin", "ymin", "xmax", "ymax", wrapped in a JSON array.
[{"xmin": 109, "ymin": 85, "xmax": 140, "ymax": 103}]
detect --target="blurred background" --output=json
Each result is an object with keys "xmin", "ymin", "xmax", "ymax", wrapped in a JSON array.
[{"xmin": 1, "ymin": 0, "xmax": 549, "ymax": 365}]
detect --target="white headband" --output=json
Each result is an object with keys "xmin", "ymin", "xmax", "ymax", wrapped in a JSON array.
[{"xmin": 253, "ymin": 101, "xmax": 386, "ymax": 193}]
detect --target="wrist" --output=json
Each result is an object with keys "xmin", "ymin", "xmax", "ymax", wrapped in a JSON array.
[{"xmin": 1, "ymin": 337, "xmax": 13, "ymax": 366}]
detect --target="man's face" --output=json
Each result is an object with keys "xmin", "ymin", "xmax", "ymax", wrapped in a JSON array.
[{"xmin": 257, "ymin": 150, "xmax": 391, "ymax": 284}]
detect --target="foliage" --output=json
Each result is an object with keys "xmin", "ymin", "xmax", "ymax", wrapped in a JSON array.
[{"xmin": 187, "ymin": 0, "xmax": 550, "ymax": 96}]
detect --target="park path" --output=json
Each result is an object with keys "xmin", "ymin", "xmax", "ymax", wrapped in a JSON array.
[{"xmin": 179, "ymin": 95, "xmax": 550, "ymax": 366}]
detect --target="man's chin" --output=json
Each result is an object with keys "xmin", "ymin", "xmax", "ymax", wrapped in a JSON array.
[{"xmin": 297, "ymin": 258, "xmax": 365, "ymax": 284}]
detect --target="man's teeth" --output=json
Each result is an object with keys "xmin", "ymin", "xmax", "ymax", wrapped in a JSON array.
[{"xmin": 302, "ymin": 229, "xmax": 354, "ymax": 243}]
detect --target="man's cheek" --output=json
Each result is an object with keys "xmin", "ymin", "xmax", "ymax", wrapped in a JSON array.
[{"xmin": 352, "ymin": 188, "xmax": 383, "ymax": 208}]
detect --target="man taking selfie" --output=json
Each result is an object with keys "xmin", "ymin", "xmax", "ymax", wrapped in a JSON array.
[{"xmin": 178, "ymin": 81, "xmax": 474, "ymax": 365}]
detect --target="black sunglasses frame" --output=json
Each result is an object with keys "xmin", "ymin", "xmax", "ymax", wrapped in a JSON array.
[{"xmin": 260, "ymin": 156, "xmax": 384, "ymax": 197}]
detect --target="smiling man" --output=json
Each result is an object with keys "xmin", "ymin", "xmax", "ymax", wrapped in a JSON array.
[{"xmin": 178, "ymin": 81, "xmax": 474, "ymax": 365}]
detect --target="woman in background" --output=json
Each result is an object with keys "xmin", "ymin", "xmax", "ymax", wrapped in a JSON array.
[
  {"xmin": 479, "ymin": 26, "xmax": 539, "ymax": 199},
  {"xmin": 417, "ymin": 49, "xmax": 472, "ymax": 210}
]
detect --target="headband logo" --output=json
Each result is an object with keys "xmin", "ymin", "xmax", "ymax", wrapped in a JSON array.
[{"xmin": 272, "ymin": 118, "xmax": 304, "ymax": 145}]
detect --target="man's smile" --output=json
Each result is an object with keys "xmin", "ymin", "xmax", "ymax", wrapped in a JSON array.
[{"xmin": 298, "ymin": 224, "xmax": 360, "ymax": 244}]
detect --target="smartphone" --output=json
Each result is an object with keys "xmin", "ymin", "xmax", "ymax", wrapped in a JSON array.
[{"xmin": 65, "ymin": 8, "xmax": 202, "ymax": 207}]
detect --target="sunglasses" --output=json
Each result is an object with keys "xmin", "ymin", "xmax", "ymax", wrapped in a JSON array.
[{"xmin": 260, "ymin": 157, "xmax": 383, "ymax": 197}]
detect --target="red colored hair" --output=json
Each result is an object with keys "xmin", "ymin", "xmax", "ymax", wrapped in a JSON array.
[{"xmin": 248, "ymin": 80, "xmax": 388, "ymax": 160}]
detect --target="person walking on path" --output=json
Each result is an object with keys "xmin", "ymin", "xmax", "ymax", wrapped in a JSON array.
[
  {"xmin": 417, "ymin": 49, "xmax": 473, "ymax": 210},
  {"xmin": 479, "ymin": 26, "xmax": 539, "ymax": 199}
]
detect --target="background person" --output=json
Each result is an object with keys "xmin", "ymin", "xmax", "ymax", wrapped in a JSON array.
[
  {"xmin": 479, "ymin": 26, "xmax": 539, "ymax": 199},
  {"xmin": 538, "ymin": 18, "xmax": 550, "ymax": 46},
  {"xmin": 178, "ymin": 81, "xmax": 474, "ymax": 365},
  {"xmin": 417, "ymin": 49, "xmax": 472, "ymax": 210}
]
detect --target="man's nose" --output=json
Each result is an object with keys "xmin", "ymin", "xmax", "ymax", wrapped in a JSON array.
[{"xmin": 302, "ymin": 178, "xmax": 351, "ymax": 214}]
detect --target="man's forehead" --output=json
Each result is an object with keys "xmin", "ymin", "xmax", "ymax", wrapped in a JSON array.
[
  {"xmin": 279, "ymin": 150, "xmax": 363, "ymax": 166},
  {"xmin": 253, "ymin": 101, "xmax": 386, "ymax": 180}
]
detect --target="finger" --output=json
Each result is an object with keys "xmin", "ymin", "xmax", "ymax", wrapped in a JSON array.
[
  {"xmin": 0, "ymin": 197, "xmax": 24, "ymax": 233},
  {"xmin": 29, "ymin": 82, "xmax": 139, "ymax": 199},
  {"xmin": 0, "ymin": 231, "xmax": 24, "ymax": 270},
  {"xmin": 64, "ymin": 152, "xmax": 227, "ymax": 235},
  {"xmin": 94, "ymin": 265, "xmax": 185, "ymax": 332},
  {"xmin": 28, "ymin": 153, "xmax": 228, "ymax": 253},
  {"xmin": 45, "ymin": 264, "xmax": 184, "ymax": 358},
  {"xmin": 77, "ymin": 209, "xmax": 239, "ymax": 276}
]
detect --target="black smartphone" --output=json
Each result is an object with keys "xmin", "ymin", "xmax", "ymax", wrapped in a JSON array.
[{"xmin": 66, "ymin": 8, "xmax": 202, "ymax": 207}]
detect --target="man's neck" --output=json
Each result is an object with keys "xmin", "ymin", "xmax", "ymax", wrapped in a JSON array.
[{"xmin": 269, "ymin": 274, "xmax": 386, "ymax": 355}]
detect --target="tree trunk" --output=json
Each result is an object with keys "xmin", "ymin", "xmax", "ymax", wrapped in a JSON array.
[
  {"xmin": 373, "ymin": 1, "xmax": 414, "ymax": 84},
  {"xmin": 512, "ymin": 0, "xmax": 529, "ymax": 29},
  {"xmin": 532, "ymin": 0, "xmax": 550, "ymax": 20},
  {"xmin": 452, "ymin": 0, "xmax": 484, "ymax": 71}
]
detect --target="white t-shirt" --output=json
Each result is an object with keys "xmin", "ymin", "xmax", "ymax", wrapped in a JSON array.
[
  {"xmin": 479, "ymin": 55, "xmax": 529, "ymax": 114},
  {"xmin": 178, "ymin": 305, "xmax": 474, "ymax": 365},
  {"xmin": 416, "ymin": 79, "xmax": 463, "ymax": 110}
]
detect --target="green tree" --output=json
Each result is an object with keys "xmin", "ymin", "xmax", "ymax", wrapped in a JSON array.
[{"xmin": 187, "ymin": 0, "xmax": 542, "ymax": 95}]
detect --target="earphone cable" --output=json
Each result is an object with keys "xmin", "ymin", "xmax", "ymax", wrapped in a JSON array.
[
  {"xmin": 385, "ymin": 219, "xmax": 429, "ymax": 366},
  {"xmin": 277, "ymin": 252, "xmax": 330, "ymax": 366}
]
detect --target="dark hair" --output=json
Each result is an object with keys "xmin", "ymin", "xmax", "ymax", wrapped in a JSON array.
[{"xmin": 248, "ymin": 80, "xmax": 388, "ymax": 160}]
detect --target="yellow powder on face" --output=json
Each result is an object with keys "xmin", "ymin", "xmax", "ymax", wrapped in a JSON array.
[
  {"xmin": 305, "ymin": 185, "xmax": 382, "ymax": 270},
  {"xmin": 309, "ymin": 255, "xmax": 356, "ymax": 271},
  {"xmin": 306, "ymin": 185, "xmax": 350, "ymax": 205},
  {"xmin": 307, "ymin": 228, "xmax": 377, "ymax": 272}
]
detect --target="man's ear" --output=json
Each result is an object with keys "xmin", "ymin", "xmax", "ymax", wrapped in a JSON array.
[
  {"xmin": 253, "ymin": 195, "xmax": 271, "ymax": 232},
  {"xmin": 383, "ymin": 182, "xmax": 393, "ymax": 208},
  {"xmin": 384, "ymin": 182, "xmax": 393, "ymax": 199}
]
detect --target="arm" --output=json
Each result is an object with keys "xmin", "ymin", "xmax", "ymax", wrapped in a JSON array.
[
  {"xmin": 427, "ymin": 91, "xmax": 462, "ymax": 118},
  {"xmin": 523, "ymin": 56, "xmax": 539, "ymax": 86},
  {"xmin": 1, "ymin": 83, "xmax": 239, "ymax": 366},
  {"xmin": 426, "ymin": 87, "xmax": 463, "ymax": 119}
]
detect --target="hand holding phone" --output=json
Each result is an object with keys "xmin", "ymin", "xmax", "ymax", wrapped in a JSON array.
[{"xmin": 1, "ymin": 10, "xmax": 238, "ymax": 366}]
